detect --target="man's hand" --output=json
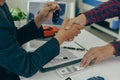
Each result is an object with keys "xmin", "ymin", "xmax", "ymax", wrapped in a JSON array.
[
  {"xmin": 80, "ymin": 44, "xmax": 115, "ymax": 67},
  {"xmin": 34, "ymin": 2, "xmax": 61, "ymax": 28},
  {"xmin": 55, "ymin": 19, "xmax": 81, "ymax": 44}
]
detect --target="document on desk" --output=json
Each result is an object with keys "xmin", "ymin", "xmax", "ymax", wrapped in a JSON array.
[{"xmin": 41, "ymin": 41, "xmax": 87, "ymax": 72}]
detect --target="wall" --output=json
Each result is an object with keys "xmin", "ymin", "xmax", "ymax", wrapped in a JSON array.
[{"xmin": 6, "ymin": 0, "xmax": 54, "ymax": 14}]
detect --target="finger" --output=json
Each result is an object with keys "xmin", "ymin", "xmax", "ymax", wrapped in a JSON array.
[
  {"xmin": 54, "ymin": 4, "xmax": 61, "ymax": 10},
  {"xmin": 80, "ymin": 25, "xmax": 84, "ymax": 30},
  {"xmin": 66, "ymin": 39, "xmax": 71, "ymax": 42},
  {"xmin": 69, "ymin": 28, "xmax": 80, "ymax": 37},
  {"xmin": 65, "ymin": 39, "xmax": 70, "ymax": 42},
  {"xmin": 44, "ymin": 2, "xmax": 53, "ymax": 7},
  {"xmin": 51, "ymin": 4, "xmax": 61, "ymax": 10},
  {"xmin": 65, "ymin": 18, "xmax": 76, "ymax": 30},
  {"xmin": 41, "ymin": 7, "xmax": 53, "ymax": 17},
  {"xmin": 43, "ymin": 7, "xmax": 53, "ymax": 13},
  {"xmin": 62, "ymin": 18, "xmax": 70, "ymax": 27},
  {"xmin": 45, "ymin": 2, "xmax": 61, "ymax": 10},
  {"xmin": 73, "ymin": 19, "xmax": 85, "ymax": 29},
  {"xmin": 84, "ymin": 55, "xmax": 96, "ymax": 67},
  {"xmin": 80, "ymin": 57, "xmax": 88, "ymax": 67},
  {"xmin": 48, "ymin": 5, "xmax": 56, "ymax": 11},
  {"xmin": 74, "ymin": 29, "xmax": 81, "ymax": 35},
  {"xmin": 45, "ymin": 2, "xmax": 57, "ymax": 7},
  {"xmin": 74, "ymin": 19, "xmax": 84, "ymax": 26},
  {"xmin": 80, "ymin": 50, "xmax": 95, "ymax": 67},
  {"xmin": 72, "ymin": 24, "xmax": 82, "ymax": 30},
  {"xmin": 47, "ymin": 11, "xmax": 53, "ymax": 18},
  {"xmin": 52, "ymin": 2, "xmax": 61, "ymax": 10},
  {"xmin": 94, "ymin": 57, "xmax": 101, "ymax": 64},
  {"xmin": 83, "ymin": 48, "xmax": 96, "ymax": 58},
  {"xmin": 44, "ymin": 6, "xmax": 57, "ymax": 16},
  {"xmin": 69, "ymin": 37, "xmax": 74, "ymax": 41}
]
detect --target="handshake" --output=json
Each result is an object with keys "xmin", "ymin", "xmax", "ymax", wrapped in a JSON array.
[{"xmin": 55, "ymin": 14, "xmax": 87, "ymax": 44}]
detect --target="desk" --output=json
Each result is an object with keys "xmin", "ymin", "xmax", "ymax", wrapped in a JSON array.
[{"xmin": 20, "ymin": 30, "xmax": 120, "ymax": 80}]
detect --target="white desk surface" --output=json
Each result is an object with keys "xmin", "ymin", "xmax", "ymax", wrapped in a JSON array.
[{"xmin": 20, "ymin": 30, "xmax": 120, "ymax": 80}]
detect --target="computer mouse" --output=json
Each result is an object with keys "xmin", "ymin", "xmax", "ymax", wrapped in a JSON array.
[
  {"xmin": 87, "ymin": 76, "xmax": 104, "ymax": 80},
  {"xmin": 52, "ymin": 10, "xmax": 60, "ymax": 23},
  {"xmin": 96, "ymin": 76, "xmax": 104, "ymax": 80}
]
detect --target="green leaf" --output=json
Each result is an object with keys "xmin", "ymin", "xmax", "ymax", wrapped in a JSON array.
[{"xmin": 10, "ymin": 7, "xmax": 27, "ymax": 21}]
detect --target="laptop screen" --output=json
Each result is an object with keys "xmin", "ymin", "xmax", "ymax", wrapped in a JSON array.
[{"xmin": 28, "ymin": 1, "xmax": 67, "ymax": 27}]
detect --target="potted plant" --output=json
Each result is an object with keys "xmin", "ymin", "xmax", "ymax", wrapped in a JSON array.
[{"xmin": 10, "ymin": 7, "xmax": 27, "ymax": 28}]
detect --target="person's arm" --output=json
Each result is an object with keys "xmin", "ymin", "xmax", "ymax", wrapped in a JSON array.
[
  {"xmin": 17, "ymin": 20, "xmax": 44, "ymax": 45},
  {"xmin": 0, "ymin": 25, "xmax": 60, "ymax": 77},
  {"xmin": 84, "ymin": 0, "xmax": 120, "ymax": 56},
  {"xmin": 84, "ymin": 0, "xmax": 120, "ymax": 24}
]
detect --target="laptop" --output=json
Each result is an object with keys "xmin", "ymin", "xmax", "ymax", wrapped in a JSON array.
[{"xmin": 27, "ymin": 1, "xmax": 85, "ymax": 72}]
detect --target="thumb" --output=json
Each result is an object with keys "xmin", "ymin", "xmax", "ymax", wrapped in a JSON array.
[{"xmin": 62, "ymin": 18, "xmax": 70, "ymax": 28}]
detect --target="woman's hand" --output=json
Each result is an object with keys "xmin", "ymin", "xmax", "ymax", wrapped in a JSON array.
[
  {"xmin": 34, "ymin": 2, "xmax": 61, "ymax": 28},
  {"xmin": 65, "ymin": 14, "xmax": 87, "ymax": 30},
  {"xmin": 80, "ymin": 44, "xmax": 115, "ymax": 67}
]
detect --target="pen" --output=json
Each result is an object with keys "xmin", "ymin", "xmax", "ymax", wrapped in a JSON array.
[
  {"xmin": 62, "ymin": 46, "xmax": 85, "ymax": 51},
  {"xmin": 74, "ymin": 41, "xmax": 86, "ymax": 50}
]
